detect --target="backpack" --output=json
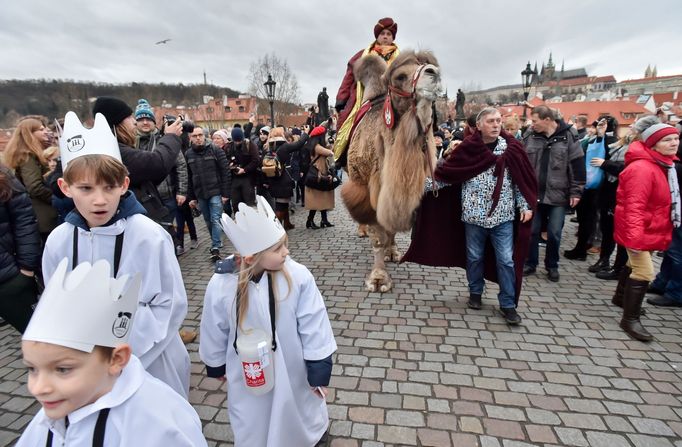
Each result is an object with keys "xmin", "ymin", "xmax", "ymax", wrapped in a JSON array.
[{"xmin": 261, "ymin": 153, "xmax": 282, "ymax": 177}]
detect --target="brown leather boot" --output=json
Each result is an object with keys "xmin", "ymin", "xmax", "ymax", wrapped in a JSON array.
[
  {"xmin": 282, "ymin": 211, "xmax": 295, "ymax": 231},
  {"xmin": 611, "ymin": 266, "xmax": 632, "ymax": 307},
  {"xmin": 620, "ymin": 278, "xmax": 653, "ymax": 342}
]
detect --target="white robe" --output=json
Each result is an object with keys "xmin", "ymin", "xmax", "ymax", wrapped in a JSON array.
[
  {"xmin": 200, "ymin": 257, "xmax": 337, "ymax": 447},
  {"xmin": 42, "ymin": 216, "xmax": 191, "ymax": 399},
  {"xmin": 16, "ymin": 355, "xmax": 207, "ymax": 446}
]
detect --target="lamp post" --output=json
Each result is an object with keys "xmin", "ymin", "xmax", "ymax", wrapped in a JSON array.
[
  {"xmin": 264, "ymin": 74, "xmax": 276, "ymax": 126},
  {"xmin": 521, "ymin": 61, "xmax": 536, "ymax": 120}
]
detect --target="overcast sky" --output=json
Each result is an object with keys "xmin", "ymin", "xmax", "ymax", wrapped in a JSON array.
[{"xmin": 3, "ymin": 0, "xmax": 681, "ymax": 104}]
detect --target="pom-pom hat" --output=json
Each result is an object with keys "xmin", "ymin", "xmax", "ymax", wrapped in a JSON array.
[
  {"xmin": 641, "ymin": 123, "xmax": 679, "ymax": 149},
  {"xmin": 23, "ymin": 258, "xmax": 141, "ymax": 353},
  {"xmin": 134, "ymin": 99, "xmax": 156, "ymax": 123},
  {"xmin": 57, "ymin": 111, "xmax": 122, "ymax": 168},
  {"xmin": 374, "ymin": 17, "xmax": 397, "ymax": 39},
  {"xmin": 220, "ymin": 196, "xmax": 286, "ymax": 257}
]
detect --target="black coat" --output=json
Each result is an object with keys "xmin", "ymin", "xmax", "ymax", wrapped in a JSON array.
[
  {"xmin": 225, "ymin": 140, "xmax": 261, "ymax": 183},
  {"xmin": 186, "ymin": 143, "xmax": 231, "ymax": 200},
  {"xmin": 0, "ymin": 168, "xmax": 41, "ymax": 284},
  {"xmin": 261, "ymin": 135, "xmax": 309, "ymax": 199}
]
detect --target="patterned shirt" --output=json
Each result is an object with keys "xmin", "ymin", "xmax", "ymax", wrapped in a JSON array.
[{"xmin": 461, "ymin": 137, "xmax": 529, "ymax": 228}]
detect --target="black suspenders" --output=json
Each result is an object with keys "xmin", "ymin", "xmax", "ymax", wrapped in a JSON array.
[
  {"xmin": 72, "ymin": 226, "xmax": 125, "ymax": 276},
  {"xmin": 46, "ymin": 408, "xmax": 110, "ymax": 447},
  {"xmin": 233, "ymin": 273, "xmax": 278, "ymax": 354}
]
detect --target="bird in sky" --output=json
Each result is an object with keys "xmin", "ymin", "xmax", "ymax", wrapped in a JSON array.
[{"xmin": 155, "ymin": 38, "xmax": 171, "ymax": 45}]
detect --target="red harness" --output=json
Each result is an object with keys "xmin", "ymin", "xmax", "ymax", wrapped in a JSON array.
[{"xmin": 383, "ymin": 64, "xmax": 430, "ymax": 130}]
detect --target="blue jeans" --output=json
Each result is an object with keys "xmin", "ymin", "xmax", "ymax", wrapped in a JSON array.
[
  {"xmin": 651, "ymin": 226, "xmax": 682, "ymax": 302},
  {"xmin": 464, "ymin": 221, "xmax": 516, "ymax": 308},
  {"xmin": 526, "ymin": 204, "xmax": 566, "ymax": 270},
  {"xmin": 162, "ymin": 198, "xmax": 178, "ymax": 226},
  {"xmin": 198, "ymin": 196, "xmax": 223, "ymax": 250}
]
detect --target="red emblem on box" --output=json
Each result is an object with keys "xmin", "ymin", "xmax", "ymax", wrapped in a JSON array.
[{"xmin": 242, "ymin": 361, "xmax": 265, "ymax": 387}]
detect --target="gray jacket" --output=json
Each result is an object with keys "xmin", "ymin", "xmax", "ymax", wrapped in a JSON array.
[{"xmin": 523, "ymin": 121, "xmax": 585, "ymax": 206}]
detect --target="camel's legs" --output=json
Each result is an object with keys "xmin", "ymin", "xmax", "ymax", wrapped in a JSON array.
[
  {"xmin": 383, "ymin": 233, "xmax": 400, "ymax": 262},
  {"xmin": 365, "ymin": 225, "xmax": 394, "ymax": 293},
  {"xmin": 357, "ymin": 224, "xmax": 369, "ymax": 238}
]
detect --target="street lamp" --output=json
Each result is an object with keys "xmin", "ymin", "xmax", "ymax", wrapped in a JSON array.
[
  {"xmin": 264, "ymin": 74, "xmax": 276, "ymax": 126},
  {"xmin": 521, "ymin": 61, "xmax": 536, "ymax": 119}
]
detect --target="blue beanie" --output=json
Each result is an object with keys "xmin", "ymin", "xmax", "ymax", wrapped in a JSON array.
[
  {"xmin": 134, "ymin": 99, "xmax": 156, "ymax": 123},
  {"xmin": 231, "ymin": 127, "xmax": 245, "ymax": 142}
]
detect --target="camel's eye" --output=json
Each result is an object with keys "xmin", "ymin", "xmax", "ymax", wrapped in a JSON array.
[{"xmin": 396, "ymin": 74, "xmax": 408, "ymax": 82}]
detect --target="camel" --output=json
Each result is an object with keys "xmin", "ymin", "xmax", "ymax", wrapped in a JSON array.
[{"xmin": 341, "ymin": 50, "xmax": 442, "ymax": 292}]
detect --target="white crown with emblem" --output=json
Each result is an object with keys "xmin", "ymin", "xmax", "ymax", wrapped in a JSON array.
[
  {"xmin": 58, "ymin": 111, "xmax": 121, "ymax": 168},
  {"xmin": 23, "ymin": 258, "xmax": 140, "ymax": 353},
  {"xmin": 220, "ymin": 195, "xmax": 286, "ymax": 256}
]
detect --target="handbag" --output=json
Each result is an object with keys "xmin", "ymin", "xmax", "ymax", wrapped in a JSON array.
[
  {"xmin": 304, "ymin": 156, "xmax": 341, "ymax": 191},
  {"xmin": 585, "ymin": 138, "xmax": 605, "ymax": 190},
  {"xmin": 261, "ymin": 153, "xmax": 282, "ymax": 177}
]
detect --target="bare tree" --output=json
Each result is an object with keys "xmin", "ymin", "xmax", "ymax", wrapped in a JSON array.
[{"xmin": 247, "ymin": 53, "xmax": 301, "ymax": 123}]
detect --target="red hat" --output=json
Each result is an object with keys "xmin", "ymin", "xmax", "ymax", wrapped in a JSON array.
[
  {"xmin": 642, "ymin": 123, "xmax": 679, "ymax": 149},
  {"xmin": 374, "ymin": 17, "xmax": 397, "ymax": 39}
]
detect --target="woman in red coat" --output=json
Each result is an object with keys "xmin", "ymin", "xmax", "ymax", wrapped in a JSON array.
[{"xmin": 613, "ymin": 118, "xmax": 680, "ymax": 341}]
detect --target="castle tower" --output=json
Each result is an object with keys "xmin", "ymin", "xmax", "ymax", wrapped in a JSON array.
[{"xmin": 645, "ymin": 64, "xmax": 652, "ymax": 78}]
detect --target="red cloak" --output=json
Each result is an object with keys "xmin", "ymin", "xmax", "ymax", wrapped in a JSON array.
[{"xmin": 401, "ymin": 131, "xmax": 538, "ymax": 304}]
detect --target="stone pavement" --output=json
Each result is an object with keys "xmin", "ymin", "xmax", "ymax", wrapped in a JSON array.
[{"xmin": 1, "ymin": 196, "xmax": 682, "ymax": 447}]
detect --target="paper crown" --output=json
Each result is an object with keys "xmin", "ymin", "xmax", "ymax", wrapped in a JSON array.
[
  {"xmin": 23, "ymin": 258, "xmax": 140, "ymax": 353},
  {"xmin": 58, "ymin": 111, "xmax": 122, "ymax": 168},
  {"xmin": 220, "ymin": 195, "xmax": 286, "ymax": 256}
]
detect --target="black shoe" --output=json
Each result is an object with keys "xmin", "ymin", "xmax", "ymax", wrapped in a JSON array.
[
  {"xmin": 320, "ymin": 220, "xmax": 334, "ymax": 228},
  {"xmin": 563, "ymin": 248, "xmax": 587, "ymax": 261},
  {"xmin": 210, "ymin": 248, "xmax": 221, "ymax": 262},
  {"xmin": 467, "ymin": 294, "xmax": 482, "ymax": 310},
  {"xmin": 596, "ymin": 267, "xmax": 621, "ymax": 280},
  {"xmin": 306, "ymin": 219, "xmax": 320, "ymax": 230},
  {"xmin": 646, "ymin": 296, "xmax": 682, "ymax": 307},
  {"xmin": 547, "ymin": 268, "xmax": 560, "ymax": 282},
  {"xmin": 499, "ymin": 307, "xmax": 522, "ymax": 325},
  {"xmin": 523, "ymin": 265, "xmax": 536, "ymax": 276},
  {"xmin": 539, "ymin": 238, "xmax": 547, "ymax": 247},
  {"xmin": 647, "ymin": 285, "xmax": 665, "ymax": 296},
  {"xmin": 588, "ymin": 258, "xmax": 610, "ymax": 273}
]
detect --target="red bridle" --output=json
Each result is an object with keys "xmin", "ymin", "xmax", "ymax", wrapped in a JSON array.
[{"xmin": 383, "ymin": 64, "xmax": 433, "ymax": 130}]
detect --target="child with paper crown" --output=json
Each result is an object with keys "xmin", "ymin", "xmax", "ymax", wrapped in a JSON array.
[
  {"xmin": 17, "ymin": 258, "xmax": 208, "ymax": 446},
  {"xmin": 41, "ymin": 112, "xmax": 191, "ymax": 399},
  {"xmin": 199, "ymin": 196, "xmax": 337, "ymax": 446}
]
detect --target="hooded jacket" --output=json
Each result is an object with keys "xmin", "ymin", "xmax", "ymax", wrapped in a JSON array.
[
  {"xmin": 523, "ymin": 121, "xmax": 585, "ymax": 206},
  {"xmin": 614, "ymin": 141, "xmax": 675, "ymax": 251}
]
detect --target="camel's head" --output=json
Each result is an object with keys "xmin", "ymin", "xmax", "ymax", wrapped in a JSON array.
[{"xmin": 383, "ymin": 50, "xmax": 442, "ymax": 114}]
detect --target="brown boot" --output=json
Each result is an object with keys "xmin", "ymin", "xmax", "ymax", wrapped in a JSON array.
[
  {"xmin": 179, "ymin": 329, "xmax": 197, "ymax": 344},
  {"xmin": 282, "ymin": 213, "xmax": 295, "ymax": 231},
  {"xmin": 611, "ymin": 266, "xmax": 632, "ymax": 307},
  {"xmin": 620, "ymin": 278, "xmax": 653, "ymax": 342}
]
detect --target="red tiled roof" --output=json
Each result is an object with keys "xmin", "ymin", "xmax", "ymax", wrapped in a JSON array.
[
  {"xmin": 498, "ymin": 100, "xmax": 649, "ymax": 126},
  {"xmin": 594, "ymin": 75, "xmax": 616, "ymax": 83},
  {"xmin": 619, "ymin": 74, "xmax": 682, "ymax": 84},
  {"xmin": 653, "ymin": 92, "xmax": 681, "ymax": 106}
]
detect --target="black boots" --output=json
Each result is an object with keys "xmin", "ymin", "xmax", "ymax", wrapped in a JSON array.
[
  {"xmin": 620, "ymin": 277, "xmax": 653, "ymax": 342},
  {"xmin": 306, "ymin": 219, "xmax": 319, "ymax": 230},
  {"xmin": 611, "ymin": 266, "xmax": 631, "ymax": 307},
  {"xmin": 563, "ymin": 247, "xmax": 587, "ymax": 261},
  {"xmin": 588, "ymin": 257, "xmax": 610, "ymax": 273}
]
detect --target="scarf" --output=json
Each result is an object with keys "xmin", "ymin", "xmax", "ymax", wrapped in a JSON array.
[
  {"xmin": 650, "ymin": 149, "xmax": 681, "ymax": 228},
  {"xmin": 371, "ymin": 44, "xmax": 398, "ymax": 61}
]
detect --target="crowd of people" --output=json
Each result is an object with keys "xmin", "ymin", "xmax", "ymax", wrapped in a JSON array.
[{"xmin": 0, "ymin": 14, "xmax": 680, "ymax": 447}]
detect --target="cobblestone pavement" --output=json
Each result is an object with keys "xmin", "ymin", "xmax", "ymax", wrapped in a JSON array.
[{"xmin": 1, "ymin": 195, "xmax": 682, "ymax": 447}]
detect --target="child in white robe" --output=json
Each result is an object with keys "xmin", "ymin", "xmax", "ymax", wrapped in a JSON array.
[
  {"xmin": 41, "ymin": 112, "xmax": 190, "ymax": 398},
  {"xmin": 17, "ymin": 259, "xmax": 207, "ymax": 447},
  {"xmin": 200, "ymin": 196, "xmax": 337, "ymax": 447}
]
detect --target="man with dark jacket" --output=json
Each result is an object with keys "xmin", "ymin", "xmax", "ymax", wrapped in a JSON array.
[
  {"xmin": 225, "ymin": 127, "xmax": 260, "ymax": 213},
  {"xmin": 523, "ymin": 105, "xmax": 585, "ymax": 282},
  {"xmin": 134, "ymin": 99, "xmax": 189, "ymax": 255},
  {"xmin": 186, "ymin": 126, "xmax": 231, "ymax": 261}
]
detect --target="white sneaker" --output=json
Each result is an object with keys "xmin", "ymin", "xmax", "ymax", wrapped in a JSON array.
[{"xmin": 175, "ymin": 245, "xmax": 186, "ymax": 256}]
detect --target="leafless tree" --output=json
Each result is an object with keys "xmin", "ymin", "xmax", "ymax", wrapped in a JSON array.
[{"xmin": 247, "ymin": 53, "xmax": 301, "ymax": 122}]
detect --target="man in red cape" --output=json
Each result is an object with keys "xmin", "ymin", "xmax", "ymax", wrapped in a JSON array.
[{"xmin": 403, "ymin": 109, "xmax": 538, "ymax": 322}]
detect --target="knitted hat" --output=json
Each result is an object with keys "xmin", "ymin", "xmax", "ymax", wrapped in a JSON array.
[
  {"xmin": 134, "ymin": 99, "xmax": 155, "ymax": 123},
  {"xmin": 260, "ymin": 126, "xmax": 271, "ymax": 135},
  {"xmin": 92, "ymin": 97, "xmax": 133, "ymax": 127},
  {"xmin": 641, "ymin": 123, "xmax": 680, "ymax": 149},
  {"xmin": 231, "ymin": 127, "xmax": 245, "ymax": 142},
  {"xmin": 310, "ymin": 125, "xmax": 326, "ymax": 137},
  {"xmin": 213, "ymin": 129, "xmax": 230, "ymax": 144},
  {"xmin": 374, "ymin": 17, "xmax": 397, "ymax": 39}
]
